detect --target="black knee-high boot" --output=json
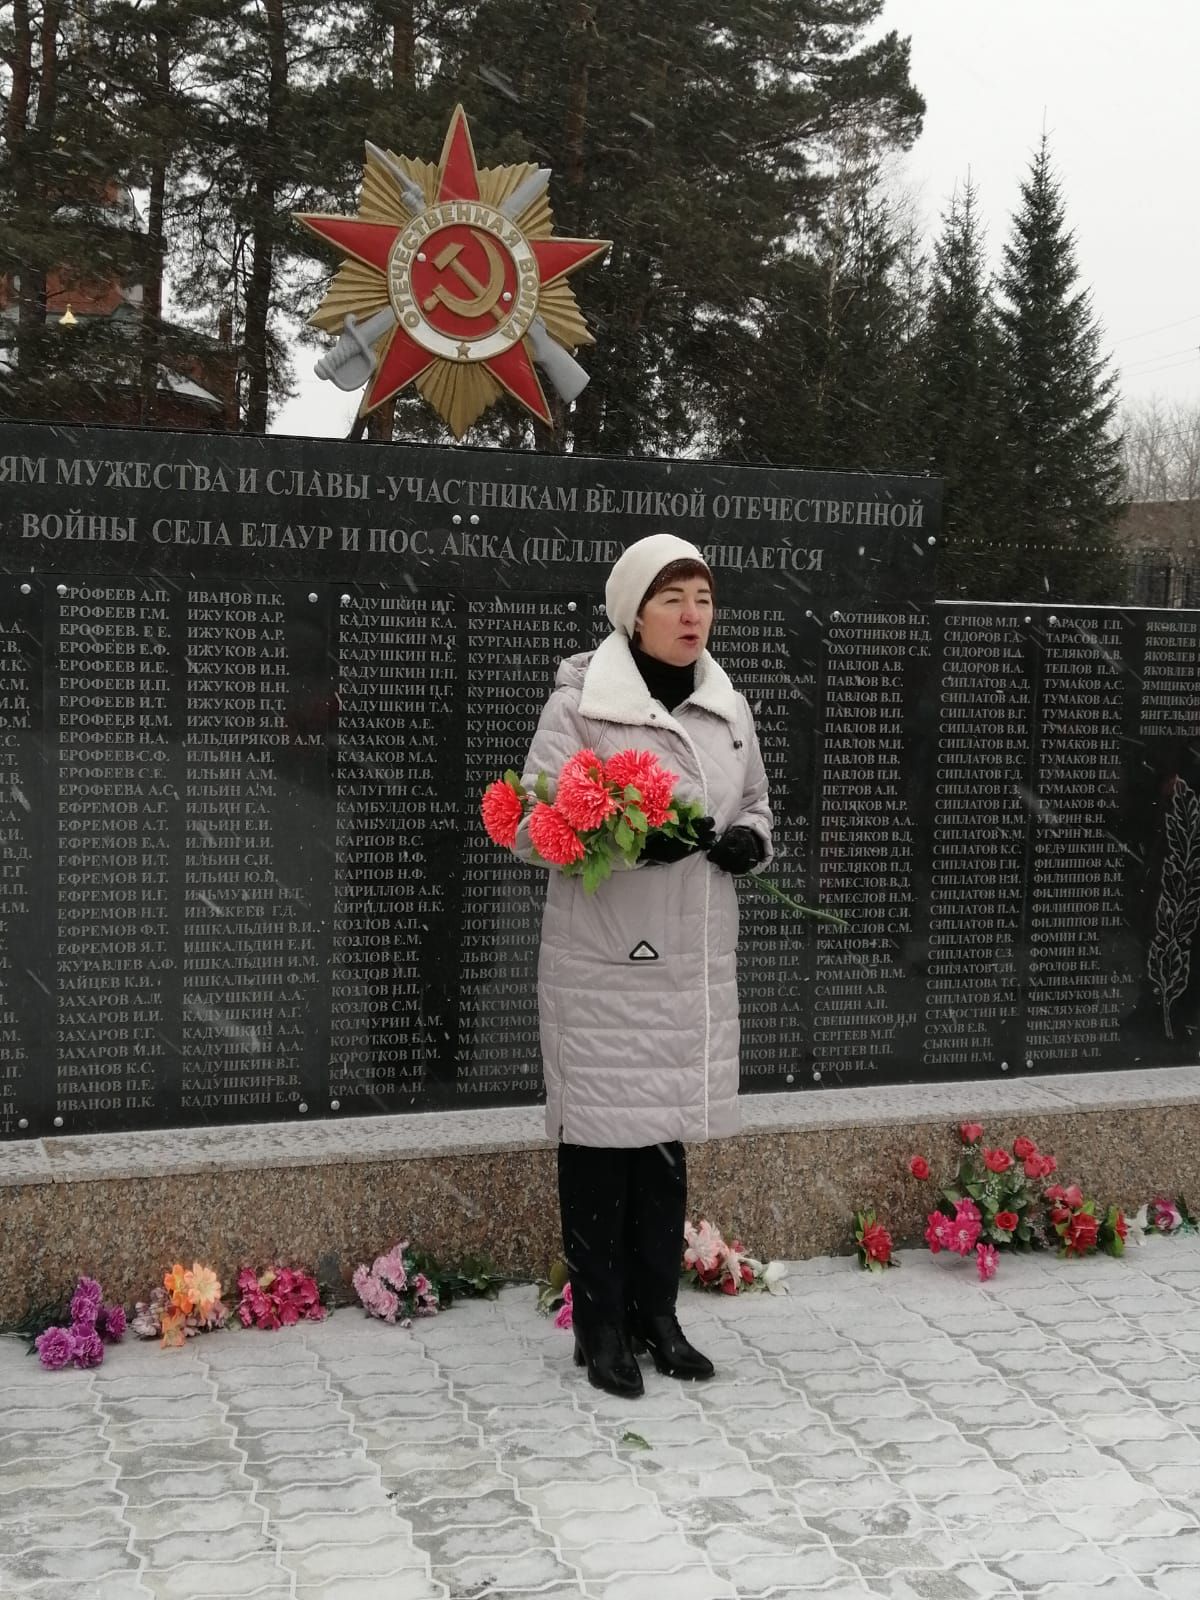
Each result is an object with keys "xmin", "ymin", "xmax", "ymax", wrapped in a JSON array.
[
  {"xmin": 624, "ymin": 1141, "xmax": 713, "ymax": 1381},
  {"xmin": 557, "ymin": 1143, "xmax": 643, "ymax": 1397}
]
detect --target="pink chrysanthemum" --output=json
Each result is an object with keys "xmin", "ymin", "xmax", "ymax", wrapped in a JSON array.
[
  {"xmin": 528, "ymin": 803, "xmax": 585, "ymax": 865},
  {"xmin": 604, "ymin": 749, "xmax": 679, "ymax": 829},
  {"xmin": 481, "ymin": 780, "xmax": 525, "ymax": 848},
  {"xmin": 555, "ymin": 755, "xmax": 617, "ymax": 831},
  {"xmin": 976, "ymin": 1243, "xmax": 998, "ymax": 1282}
]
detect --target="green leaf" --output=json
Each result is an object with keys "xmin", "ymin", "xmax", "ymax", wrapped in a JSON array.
[
  {"xmin": 615, "ymin": 819, "xmax": 634, "ymax": 850},
  {"xmin": 503, "ymin": 769, "xmax": 524, "ymax": 794},
  {"xmin": 620, "ymin": 1431, "xmax": 651, "ymax": 1450},
  {"xmin": 534, "ymin": 771, "xmax": 552, "ymax": 804},
  {"xmin": 624, "ymin": 804, "xmax": 648, "ymax": 833},
  {"xmin": 582, "ymin": 857, "xmax": 611, "ymax": 896}
]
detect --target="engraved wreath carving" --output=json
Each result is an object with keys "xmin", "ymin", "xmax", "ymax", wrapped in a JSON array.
[{"xmin": 1148, "ymin": 777, "xmax": 1200, "ymax": 1040}]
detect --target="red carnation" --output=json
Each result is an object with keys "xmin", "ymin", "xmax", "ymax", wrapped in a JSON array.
[
  {"xmin": 960, "ymin": 1122, "xmax": 984, "ymax": 1145},
  {"xmin": 983, "ymin": 1147, "xmax": 1012, "ymax": 1174},
  {"xmin": 909, "ymin": 1156, "xmax": 930, "ymax": 1180},
  {"xmin": 1113, "ymin": 1210, "xmax": 1128, "ymax": 1242},
  {"xmin": 528, "ymin": 803, "xmax": 585, "ymax": 866},
  {"xmin": 480, "ymin": 781, "xmax": 525, "ymax": 848},
  {"xmin": 1012, "ymin": 1136, "xmax": 1037, "ymax": 1161},
  {"xmin": 860, "ymin": 1221, "xmax": 892, "ymax": 1266},
  {"xmin": 555, "ymin": 756, "xmax": 617, "ymax": 831},
  {"xmin": 994, "ymin": 1211, "xmax": 1019, "ymax": 1233}
]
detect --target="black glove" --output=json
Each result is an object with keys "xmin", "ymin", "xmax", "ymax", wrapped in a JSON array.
[
  {"xmin": 640, "ymin": 815, "xmax": 716, "ymax": 865},
  {"xmin": 707, "ymin": 826, "xmax": 763, "ymax": 876}
]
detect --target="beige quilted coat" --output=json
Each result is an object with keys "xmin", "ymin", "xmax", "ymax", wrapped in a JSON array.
[{"xmin": 514, "ymin": 631, "xmax": 773, "ymax": 1147}]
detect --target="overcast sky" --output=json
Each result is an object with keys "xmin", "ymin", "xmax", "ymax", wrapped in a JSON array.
[{"xmin": 271, "ymin": 0, "xmax": 1200, "ymax": 438}]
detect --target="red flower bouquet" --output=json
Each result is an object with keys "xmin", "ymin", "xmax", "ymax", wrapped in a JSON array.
[
  {"xmin": 482, "ymin": 746, "xmax": 845, "ymax": 920},
  {"xmin": 482, "ymin": 746, "xmax": 708, "ymax": 894}
]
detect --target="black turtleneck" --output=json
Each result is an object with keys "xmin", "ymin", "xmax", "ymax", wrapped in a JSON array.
[{"xmin": 631, "ymin": 640, "xmax": 696, "ymax": 711}]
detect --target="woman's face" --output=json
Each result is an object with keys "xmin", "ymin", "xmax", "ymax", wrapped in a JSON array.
[{"xmin": 635, "ymin": 576, "xmax": 714, "ymax": 666}]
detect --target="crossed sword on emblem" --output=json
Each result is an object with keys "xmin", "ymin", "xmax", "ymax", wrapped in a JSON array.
[{"xmin": 315, "ymin": 146, "xmax": 592, "ymax": 404}]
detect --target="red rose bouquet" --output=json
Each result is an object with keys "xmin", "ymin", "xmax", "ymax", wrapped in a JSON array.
[{"xmin": 482, "ymin": 745, "xmax": 845, "ymax": 920}]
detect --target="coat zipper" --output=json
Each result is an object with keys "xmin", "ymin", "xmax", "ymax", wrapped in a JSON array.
[{"xmin": 658, "ymin": 706, "xmax": 712, "ymax": 1140}]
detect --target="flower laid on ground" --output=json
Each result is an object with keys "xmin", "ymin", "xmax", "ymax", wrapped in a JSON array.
[
  {"xmin": 536, "ymin": 1258, "xmax": 572, "ymax": 1324},
  {"xmin": 682, "ymin": 1218, "xmax": 787, "ymax": 1294},
  {"xmin": 1044, "ymin": 1188, "xmax": 1127, "ymax": 1259},
  {"xmin": 482, "ymin": 747, "xmax": 843, "ymax": 920},
  {"xmin": 132, "ymin": 1262, "xmax": 230, "ymax": 1347},
  {"xmin": 854, "ymin": 1210, "xmax": 895, "ymax": 1272},
  {"xmin": 553, "ymin": 1282, "xmax": 574, "ymax": 1331},
  {"xmin": 352, "ymin": 1241, "xmax": 439, "ymax": 1326},
  {"xmin": 1137, "ymin": 1195, "xmax": 1196, "ymax": 1235},
  {"xmin": 236, "ymin": 1266, "xmax": 327, "ymax": 1330},
  {"xmin": 33, "ymin": 1275, "xmax": 126, "ymax": 1371},
  {"xmin": 908, "ymin": 1124, "xmax": 1122, "ymax": 1276}
]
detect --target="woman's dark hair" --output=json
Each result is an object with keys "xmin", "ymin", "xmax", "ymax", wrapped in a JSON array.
[{"xmin": 637, "ymin": 558, "xmax": 715, "ymax": 613}]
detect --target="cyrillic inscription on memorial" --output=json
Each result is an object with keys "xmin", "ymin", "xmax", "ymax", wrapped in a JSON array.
[
  {"xmin": 812, "ymin": 610, "xmax": 930, "ymax": 1081},
  {"xmin": 455, "ymin": 597, "xmax": 582, "ymax": 1100},
  {"xmin": 722, "ymin": 608, "xmax": 814, "ymax": 1086},
  {"xmin": 1026, "ymin": 611, "xmax": 1139, "ymax": 1064},
  {"xmin": 331, "ymin": 590, "xmax": 457, "ymax": 1105},
  {"xmin": 0, "ymin": 584, "xmax": 40, "ymax": 1134},
  {"xmin": 54, "ymin": 582, "xmax": 176, "ymax": 1121},
  {"xmin": 183, "ymin": 586, "xmax": 325, "ymax": 1119},
  {"xmin": 924, "ymin": 609, "xmax": 1031, "ymax": 1074}
]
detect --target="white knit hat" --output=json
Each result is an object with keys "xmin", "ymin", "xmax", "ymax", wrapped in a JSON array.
[{"xmin": 604, "ymin": 533, "xmax": 711, "ymax": 638}]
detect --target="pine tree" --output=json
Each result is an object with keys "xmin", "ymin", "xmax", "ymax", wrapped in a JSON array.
[
  {"xmin": 915, "ymin": 177, "xmax": 1008, "ymax": 596},
  {"xmin": 993, "ymin": 136, "xmax": 1125, "ymax": 601}
]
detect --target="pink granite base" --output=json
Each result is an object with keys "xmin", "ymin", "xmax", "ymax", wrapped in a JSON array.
[{"xmin": 4, "ymin": 1103, "xmax": 1199, "ymax": 1326}]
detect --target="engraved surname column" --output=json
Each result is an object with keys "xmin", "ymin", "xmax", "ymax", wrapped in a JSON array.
[
  {"xmin": 924, "ymin": 609, "xmax": 1031, "ymax": 1073},
  {"xmin": 720, "ymin": 606, "xmax": 812, "ymax": 1085},
  {"xmin": 55, "ymin": 583, "xmax": 176, "ymax": 1126},
  {"xmin": 0, "ymin": 585, "xmax": 40, "ymax": 1134},
  {"xmin": 1026, "ymin": 611, "xmax": 1137, "ymax": 1064},
  {"xmin": 183, "ymin": 587, "xmax": 317, "ymax": 1117},
  {"xmin": 812, "ymin": 611, "xmax": 923, "ymax": 1082},
  {"xmin": 331, "ymin": 591, "xmax": 454, "ymax": 1106},
  {"xmin": 456, "ymin": 596, "xmax": 580, "ymax": 1101}
]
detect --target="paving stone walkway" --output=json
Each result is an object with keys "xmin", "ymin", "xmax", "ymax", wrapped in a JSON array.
[{"xmin": 4, "ymin": 1237, "xmax": 1200, "ymax": 1599}]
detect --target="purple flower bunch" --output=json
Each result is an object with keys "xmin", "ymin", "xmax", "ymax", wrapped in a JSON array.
[
  {"xmin": 34, "ymin": 1276, "xmax": 127, "ymax": 1371},
  {"xmin": 352, "ymin": 1241, "xmax": 439, "ymax": 1327}
]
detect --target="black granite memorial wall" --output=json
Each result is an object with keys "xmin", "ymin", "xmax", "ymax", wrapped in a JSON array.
[{"xmin": 0, "ymin": 422, "xmax": 1196, "ymax": 1138}]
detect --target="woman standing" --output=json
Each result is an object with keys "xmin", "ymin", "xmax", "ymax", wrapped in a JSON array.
[{"xmin": 514, "ymin": 533, "xmax": 773, "ymax": 1397}]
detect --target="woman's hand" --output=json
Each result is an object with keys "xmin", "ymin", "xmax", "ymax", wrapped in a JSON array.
[{"xmin": 706, "ymin": 826, "xmax": 763, "ymax": 876}]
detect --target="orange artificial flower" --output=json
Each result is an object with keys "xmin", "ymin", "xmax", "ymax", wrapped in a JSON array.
[
  {"xmin": 163, "ymin": 1263, "xmax": 193, "ymax": 1312},
  {"xmin": 184, "ymin": 1263, "xmax": 223, "ymax": 1320}
]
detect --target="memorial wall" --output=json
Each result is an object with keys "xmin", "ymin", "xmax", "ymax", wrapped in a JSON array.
[{"xmin": 0, "ymin": 423, "xmax": 1196, "ymax": 1139}]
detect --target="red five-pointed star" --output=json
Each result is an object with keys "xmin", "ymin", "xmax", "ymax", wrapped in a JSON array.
[{"xmin": 297, "ymin": 107, "xmax": 608, "ymax": 428}]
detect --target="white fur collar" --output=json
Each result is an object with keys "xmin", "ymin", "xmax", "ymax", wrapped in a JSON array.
[{"xmin": 576, "ymin": 631, "xmax": 740, "ymax": 727}]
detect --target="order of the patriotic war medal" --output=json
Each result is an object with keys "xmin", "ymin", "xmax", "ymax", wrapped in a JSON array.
[{"xmin": 296, "ymin": 105, "xmax": 610, "ymax": 437}]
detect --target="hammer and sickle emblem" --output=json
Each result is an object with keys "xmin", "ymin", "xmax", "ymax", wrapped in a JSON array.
[{"xmin": 422, "ymin": 233, "xmax": 507, "ymax": 325}]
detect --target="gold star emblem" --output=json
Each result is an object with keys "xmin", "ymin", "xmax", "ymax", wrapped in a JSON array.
[{"xmin": 295, "ymin": 105, "xmax": 610, "ymax": 438}]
